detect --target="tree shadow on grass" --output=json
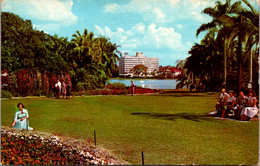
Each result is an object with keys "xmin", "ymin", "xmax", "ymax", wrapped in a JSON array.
[{"xmin": 131, "ymin": 112, "xmax": 220, "ymax": 122}]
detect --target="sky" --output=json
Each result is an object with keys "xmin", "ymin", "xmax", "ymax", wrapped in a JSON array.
[{"xmin": 2, "ymin": 0, "xmax": 259, "ymax": 66}]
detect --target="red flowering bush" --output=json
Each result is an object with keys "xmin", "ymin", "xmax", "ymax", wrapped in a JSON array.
[
  {"xmin": 1, "ymin": 131, "xmax": 91, "ymax": 165},
  {"xmin": 41, "ymin": 71, "xmax": 50, "ymax": 96},
  {"xmin": 2, "ymin": 69, "xmax": 72, "ymax": 97},
  {"xmin": 17, "ymin": 69, "xmax": 33, "ymax": 96},
  {"xmin": 49, "ymin": 73, "xmax": 57, "ymax": 92},
  {"xmin": 130, "ymin": 87, "xmax": 160, "ymax": 94}
]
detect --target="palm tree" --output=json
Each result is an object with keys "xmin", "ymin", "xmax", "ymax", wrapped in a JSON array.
[
  {"xmin": 69, "ymin": 29, "xmax": 120, "ymax": 87},
  {"xmin": 69, "ymin": 29, "xmax": 95, "ymax": 83},
  {"xmin": 71, "ymin": 29, "xmax": 95, "ymax": 69},
  {"xmin": 240, "ymin": 0, "xmax": 259, "ymax": 84},
  {"xmin": 196, "ymin": 0, "xmax": 244, "ymax": 91},
  {"xmin": 93, "ymin": 36, "xmax": 119, "ymax": 77},
  {"xmin": 196, "ymin": 0, "xmax": 242, "ymax": 36},
  {"xmin": 218, "ymin": 0, "xmax": 259, "ymax": 90},
  {"xmin": 176, "ymin": 68, "xmax": 192, "ymax": 89}
]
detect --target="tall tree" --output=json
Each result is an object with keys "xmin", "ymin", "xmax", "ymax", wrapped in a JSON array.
[
  {"xmin": 69, "ymin": 29, "xmax": 95, "ymax": 83},
  {"xmin": 196, "ymin": 0, "xmax": 242, "ymax": 90},
  {"xmin": 240, "ymin": 0, "xmax": 259, "ymax": 86}
]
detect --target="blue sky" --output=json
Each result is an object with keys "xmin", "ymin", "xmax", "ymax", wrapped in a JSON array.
[{"xmin": 2, "ymin": 0, "xmax": 259, "ymax": 66}]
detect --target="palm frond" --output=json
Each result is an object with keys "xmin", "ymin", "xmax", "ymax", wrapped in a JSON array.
[{"xmin": 196, "ymin": 21, "xmax": 219, "ymax": 37}]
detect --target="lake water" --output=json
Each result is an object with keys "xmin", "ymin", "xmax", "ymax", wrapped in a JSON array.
[{"xmin": 107, "ymin": 78, "xmax": 178, "ymax": 89}]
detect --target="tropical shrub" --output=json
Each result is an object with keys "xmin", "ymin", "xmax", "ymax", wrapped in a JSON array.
[
  {"xmin": 71, "ymin": 91, "xmax": 85, "ymax": 96},
  {"xmin": 1, "ymin": 90, "xmax": 13, "ymax": 98},
  {"xmin": 41, "ymin": 71, "xmax": 50, "ymax": 96},
  {"xmin": 105, "ymin": 82, "xmax": 126, "ymax": 89}
]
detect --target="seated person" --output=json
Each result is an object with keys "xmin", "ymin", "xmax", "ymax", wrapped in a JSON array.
[
  {"xmin": 240, "ymin": 91, "xmax": 258, "ymax": 121},
  {"xmin": 11, "ymin": 103, "xmax": 33, "ymax": 130},
  {"xmin": 235, "ymin": 91, "xmax": 248, "ymax": 119},
  {"xmin": 216, "ymin": 88, "xmax": 230, "ymax": 116},
  {"xmin": 220, "ymin": 90, "xmax": 236, "ymax": 119},
  {"xmin": 190, "ymin": 84, "xmax": 195, "ymax": 92}
]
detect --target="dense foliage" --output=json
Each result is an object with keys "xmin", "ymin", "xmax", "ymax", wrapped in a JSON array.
[
  {"xmin": 1, "ymin": 90, "xmax": 13, "ymax": 98},
  {"xmin": 177, "ymin": 0, "xmax": 259, "ymax": 93},
  {"xmin": 1, "ymin": 12, "xmax": 120, "ymax": 96},
  {"xmin": 1, "ymin": 69, "xmax": 71, "ymax": 97}
]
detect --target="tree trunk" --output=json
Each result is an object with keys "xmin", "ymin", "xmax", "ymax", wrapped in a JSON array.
[
  {"xmin": 224, "ymin": 35, "xmax": 227, "ymax": 90},
  {"xmin": 238, "ymin": 16, "xmax": 242, "ymax": 92}
]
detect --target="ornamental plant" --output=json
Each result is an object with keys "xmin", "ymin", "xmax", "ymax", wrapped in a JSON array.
[
  {"xmin": 41, "ymin": 71, "xmax": 50, "ymax": 96},
  {"xmin": 8, "ymin": 71, "xmax": 17, "ymax": 96},
  {"xmin": 1, "ymin": 131, "xmax": 100, "ymax": 165},
  {"xmin": 17, "ymin": 69, "xmax": 34, "ymax": 96}
]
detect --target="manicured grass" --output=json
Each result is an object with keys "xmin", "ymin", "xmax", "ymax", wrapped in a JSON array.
[{"xmin": 1, "ymin": 93, "xmax": 259, "ymax": 165}]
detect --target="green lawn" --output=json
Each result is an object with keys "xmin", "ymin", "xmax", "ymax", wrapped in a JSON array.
[{"xmin": 1, "ymin": 93, "xmax": 259, "ymax": 165}]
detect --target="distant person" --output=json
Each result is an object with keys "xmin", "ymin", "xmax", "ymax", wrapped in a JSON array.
[
  {"xmin": 61, "ymin": 80, "xmax": 66, "ymax": 99},
  {"xmin": 240, "ymin": 91, "xmax": 258, "ymax": 121},
  {"xmin": 215, "ymin": 88, "xmax": 229, "ymax": 116},
  {"xmin": 131, "ymin": 80, "xmax": 135, "ymax": 96},
  {"xmin": 235, "ymin": 91, "xmax": 248, "ymax": 119},
  {"xmin": 220, "ymin": 90, "xmax": 236, "ymax": 119},
  {"xmin": 66, "ymin": 83, "xmax": 71, "ymax": 99},
  {"xmin": 55, "ymin": 79, "xmax": 61, "ymax": 98},
  {"xmin": 11, "ymin": 103, "xmax": 33, "ymax": 130},
  {"xmin": 190, "ymin": 84, "xmax": 195, "ymax": 92}
]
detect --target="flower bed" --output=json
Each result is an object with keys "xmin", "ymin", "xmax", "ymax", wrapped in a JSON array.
[
  {"xmin": 71, "ymin": 87, "xmax": 160, "ymax": 96},
  {"xmin": 1, "ymin": 127, "xmax": 128, "ymax": 165},
  {"xmin": 89, "ymin": 87, "xmax": 159, "ymax": 96}
]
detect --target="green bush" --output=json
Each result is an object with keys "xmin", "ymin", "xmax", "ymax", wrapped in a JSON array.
[
  {"xmin": 85, "ymin": 90, "xmax": 92, "ymax": 95},
  {"xmin": 75, "ymin": 82, "xmax": 95, "ymax": 91},
  {"xmin": 106, "ymin": 82, "xmax": 126, "ymax": 89},
  {"xmin": 122, "ymin": 89, "xmax": 129, "ymax": 95},
  {"xmin": 71, "ymin": 91, "xmax": 85, "ymax": 96},
  {"xmin": 74, "ymin": 83, "xmax": 85, "ymax": 91},
  {"xmin": 1, "ymin": 90, "xmax": 13, "ymax": 98}
]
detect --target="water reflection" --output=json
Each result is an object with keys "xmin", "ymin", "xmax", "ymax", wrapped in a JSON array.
[{"xmin": 108, "ymin": 78, "xmax": 178, "ymax": 89}]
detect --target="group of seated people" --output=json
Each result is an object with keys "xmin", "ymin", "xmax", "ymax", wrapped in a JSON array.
[{"xmin": 215, "ymin": 88, "xmax": 259, "ymax": 121}]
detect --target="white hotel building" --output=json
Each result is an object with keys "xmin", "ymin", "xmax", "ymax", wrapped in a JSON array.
[{"xmin": 119, "ymin": 52, "xmax": 159, "ymax": 77}]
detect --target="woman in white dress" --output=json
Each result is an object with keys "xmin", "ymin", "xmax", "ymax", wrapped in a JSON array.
[
  {"xmin": 240, "ymin": 91, "xmax": 258, "ymax": 121},
  {"xmin": 11, "ymin": 103, "xmax": 33, "ymax": 130}
]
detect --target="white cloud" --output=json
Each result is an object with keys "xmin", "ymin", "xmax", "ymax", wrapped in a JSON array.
[
  {"xmin": 132, "ymin": 23, "xmax": 146, "ymax": 34},
  {"xmin": 104, "ymin": 3, "xmax": 120, "ymax": 13},
  {"xmin": 34, "ymin": 23, "xmax": 61, "ymax": 34},
  {"xmin": 94, "ymin": 23, "xmax": 186, "ymax": 51},
  {"xmin": 94, "ymin": 22, "xmax": 194, "ymax": 65},
  {"xmin": 103, "ymin": 0, "xmax": 214, "ymax": 23},
  {"xmin": 176, "ymin": 24, "xmax": 183, "ymax": 29},
  {"xmin": 94, "ymin": 25, "xmax": 105, "ymax": 36},
  {"xmin": 2, "ymin": 0, "xmax": 78, "ymax": 26}
]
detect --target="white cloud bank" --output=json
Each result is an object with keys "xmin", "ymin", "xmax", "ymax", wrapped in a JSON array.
[
  {"xmin": 95, "ymin": 23, "xmax": 186, "ymax": 50},
  {"xmin": 104, "ymin": 0, "xmax": 215, "ymax": 23},
  {"xmin": 95, "ymin": 23, "xmax": 191, "ymax": 64},
  {"xmin": 2, "ymin": 0, "xmax": 78, "ymax": 33}
]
